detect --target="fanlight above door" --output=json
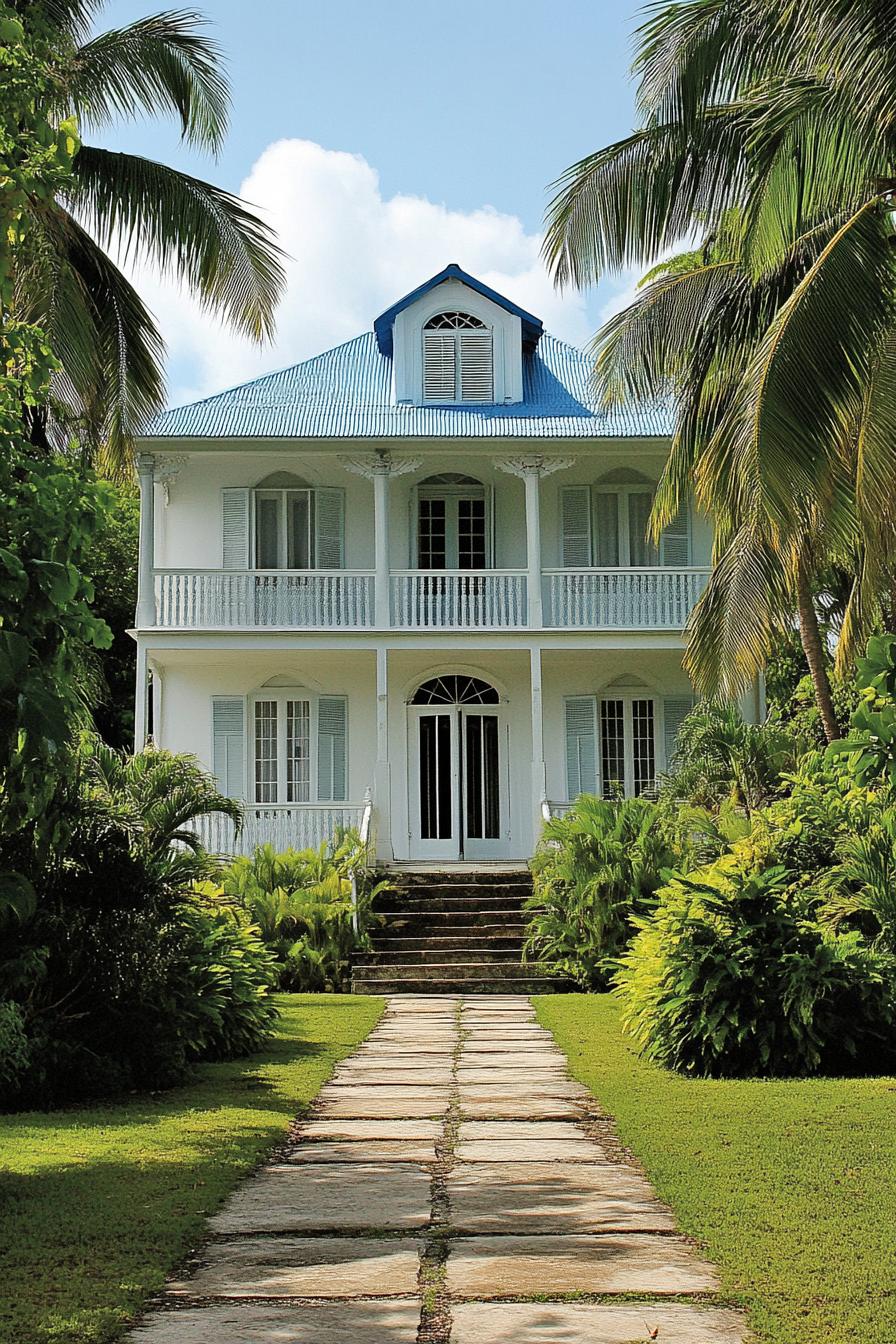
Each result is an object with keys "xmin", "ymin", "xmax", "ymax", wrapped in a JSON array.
[{"xmin": 410, "ymin": 675, "xmax": 499, "ymax": 706}]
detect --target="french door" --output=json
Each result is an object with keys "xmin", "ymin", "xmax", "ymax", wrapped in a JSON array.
[{"xmin": 408, "ymin": 706, "xmax": 507, "ymax": 859}]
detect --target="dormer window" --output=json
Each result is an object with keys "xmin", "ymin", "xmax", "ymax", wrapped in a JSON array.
[{"xmin": 423, "ymin": 312, "xmax": 493, "ymax": 403}]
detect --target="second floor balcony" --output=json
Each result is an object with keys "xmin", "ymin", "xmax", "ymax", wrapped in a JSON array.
[{"xmin": 150, "ymin": 565, "xmax": 709, "ymax": 632}]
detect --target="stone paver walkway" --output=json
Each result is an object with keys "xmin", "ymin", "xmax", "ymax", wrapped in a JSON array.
[{"xmin": 128, "ymin": 996, "xmax": 746, "ymax": 1343}]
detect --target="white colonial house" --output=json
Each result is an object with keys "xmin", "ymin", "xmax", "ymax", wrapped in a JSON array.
[{"xmin": 132, "ymin": 264, "xmax": 759, "ymax": 865}]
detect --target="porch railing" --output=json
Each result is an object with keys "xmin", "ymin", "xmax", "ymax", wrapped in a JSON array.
[
  {"xmin": 544, "ymin": 568, "xmax": 709, "ymax": 629},
  {"xmin": 192, "ymin": 802, "xmax": 369, "ymax": 858},
  {"xmin": 390, "ymin": 570, "xmax": 527, "ymax": 628},
  {"xmin": 154, "ymin": 570, "xmax": 375, "ymax": 629}
]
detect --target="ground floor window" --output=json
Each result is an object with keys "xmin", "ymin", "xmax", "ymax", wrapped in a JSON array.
[
  {"xmin": 566, "ymin": 694, "xmax": 662, "ymax": 799},
  {"xmin": 212, "ymin": 692, "xmax": 347, "ymax": 802}
]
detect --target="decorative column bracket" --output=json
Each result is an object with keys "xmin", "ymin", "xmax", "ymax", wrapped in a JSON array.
[{"xmin": 339, "ymin": 452, "xmax": 422, "ymax": 479}]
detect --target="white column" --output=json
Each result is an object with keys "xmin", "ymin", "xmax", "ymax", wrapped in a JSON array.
[
  {"xmin": 136, "ymin": 453, "xmax": 156, "ymax": 627},
  {"xmin": 530, "ymin": 646, "xmax": 547, "ymax": 844},
  {"xmin": 134, "ymin": 643, "xmax": 148, "ymax": 751},
  {"xmin": 373, "ymin": 467, "xmax": 390, "ymax": 630},
  {"xmin": 524, "ymin": 470, "xmax": 543, "ymax": 629},
  {"xmin": 374, "ymin": 646, "xmax": 393, "ymax": 860}
]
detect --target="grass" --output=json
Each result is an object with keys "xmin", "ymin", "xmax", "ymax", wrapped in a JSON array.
[
  {"xmin": 0, "ymin": 993, "xmax": 383, "ymax": 1344},
  {"xmin": 535, "ymin": 993, "xmax": 896, "ymax": 1344}
]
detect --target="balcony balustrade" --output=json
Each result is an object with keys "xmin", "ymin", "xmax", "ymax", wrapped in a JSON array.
[
  {"xmin": 150, "ymin": 566, "xmax": 710, "ymax": 632},
  {"xmin": 190, "ymin": 802, "xmax": 369, "ymax": 857}
]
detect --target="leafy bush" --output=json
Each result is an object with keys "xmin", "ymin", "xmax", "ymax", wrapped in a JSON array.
[
  {"xmin": 0, "ymin": 740, "xmax": 280, "ymax": 1108},
  {"xmin": 0, "ymin": 1002, "xmax": 32, "ymax": 1095},
  {"xmin": 526, "ymin": 795, "xmax": 673, "ymax": 988},
  {"xmin": 828, "ymin": 635, "xmax": 896, "ymax": 786},
  {"xmin": 221, "ymin": 835, "xmax": 385, "ymax": 991},
  {"xmin": 660, "ymin": 701, "xmax": 799, "ymax": 814},
  {"xmin": 615, "ymin": 859, "xmax": 896, "ymax": 1077}
]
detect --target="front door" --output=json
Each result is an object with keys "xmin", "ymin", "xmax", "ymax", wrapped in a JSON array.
[{"xmin": 409, "ymin": 702, "xmax": 507, "ymax": 860}]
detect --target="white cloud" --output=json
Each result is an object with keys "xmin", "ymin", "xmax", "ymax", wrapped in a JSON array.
[{"xmin": 123, "ymin": 138, "xmax": 593, "ymax": 408}]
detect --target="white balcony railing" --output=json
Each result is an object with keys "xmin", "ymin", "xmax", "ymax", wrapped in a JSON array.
[
  {"xmin": 544, "ymin": 568, "xmax": 709, "ymax": 629},
  {"xmin": 149, "ymin": 567, "xmax": 708, "ymax": 631},
  {"xmin": 390, "ymin": 570, "xmax": 527, "ymax": 628},
  {"xmin": 191, "ymin": 802, "xmax": 369, "ymax": 858},
  {"xmin": 154, "ymin": 570, "xmax": 375, "ymax": 629}
]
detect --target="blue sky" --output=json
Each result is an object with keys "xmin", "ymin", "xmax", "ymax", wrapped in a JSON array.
[{"xmin": 96, "ymin": 0, "xmax": 642, "ymax": 406}]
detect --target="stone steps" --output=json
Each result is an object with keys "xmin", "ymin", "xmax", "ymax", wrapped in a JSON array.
[{"xmin": 352, "ymin": 868, "xmax": 566, "ymax": 994}]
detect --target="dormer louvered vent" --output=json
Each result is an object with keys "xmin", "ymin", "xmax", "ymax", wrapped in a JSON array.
[{"xmin": 423, "ymin": 312, "xmax": 493, "ymax": 403}]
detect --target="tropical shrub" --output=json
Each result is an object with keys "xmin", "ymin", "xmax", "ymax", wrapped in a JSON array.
[
  {"xmin": 526, "ymin": 795, "xmax": 673, "ymax": 988},
  {"xmin": 0, "ymin": 1002, "xmax": 31, "ymax": 1096},
  {"xmin": 615, "ymin": 859, "xmax": 896, "ymax": 1078},
  {"xmin": 660, "ymin": 701, "xmax": 799, "ymax": 815},
  {"xmin": 221, "ymin": 835, "xmax": 385, "ymax": 991},
  {"xmin": 828, "ymin": 635, "xmax": 896, "ymax": 787},
  {"xmin": 0, "ymin": 740, "xmax": 280, "ymax": 1108}
]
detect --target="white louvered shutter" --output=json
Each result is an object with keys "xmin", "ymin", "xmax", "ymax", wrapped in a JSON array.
[
  {"xmin": 662, "ymin": 695, "xmax": 696, "ymax": 771},
  {"xmin": 628, "ymin": 490, "xmax": 658, "ymax": 566},
  {"xmin": 660, "ymin": 503, "xmax": 691, "ymax": 567},
  {"xmin": 565, "ymin": 696, "xmax": 598, "ymax": 800},
  {"xmin": 317, "ymin": 696, "xmax": 347, "ymax": 801},
  {"xmin": 222, "ymin": 488, "xmax": 251, "ymax": 568},
  {"xmin": 594, "ymin": 491, "xmax": 620, "ymax": 566},
  {"xmin": 459, "ymin": 329, "xmax": 493, "ymax": 402},
  {"xmin": 314, "ymin": 488, "xmax": 345, "ymax": 569},
  {"xmin": 212, "ymin": 697, "xmax": 245, "ymax": 799},
  {"xmin": 560, "ymin": 487, "xmax": 593, "ymax": 567},
  {"xmin": 423, "ymin": 331, "xmax": 456, "ymax": 402}
]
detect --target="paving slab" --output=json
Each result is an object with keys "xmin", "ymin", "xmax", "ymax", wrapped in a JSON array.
[
  {"xmin": 128, "ymin": 1302, "xmax": 422, "ymax": 1343},
  {"xmin": 457, "ymin": 1120, "xmax": 586, "ymax": 1141},
  {"xmin": 456, "ymin": 1069, "xmax": 573, "ymax": 1086},
  {"xmin": 456, "ymin": 1139, "xmax": 605, "ymax": 1163},
  {"xmin": 209, "ymin": 1163, "xmax": 431, "ymax": 1233},
  {"xmin": 446, "ymin": 1162, "xmax": 676, "ymax": 1233},
  {"xmin": 318, "ymin": 1084, "xmax": 451, "ymax": 1101},
  {"xmin": 298, "ymin": 1118, "xmax": 441, "ymax": 1141},
  {"xmin": 459, "ymin": 1094, "xmax": 580, "ymax": 1119},
  {"xmin": 354, "ymin": 1044, "xmax": 455, "ymax": 1057},
  {"xmin": 170, "ymin": 1236, "xmax": 423, "ymax": 1299},
  {"xmin": 284, "ymin": 1140, "xmax": 437, "ymax": 1163},
  {"xmin": 461, "ymin": 1051, "xmax": 566, "ymax": 1067},
  {"xmin": 449, "ymin": 1302, "xmax": 746, "ymax": 1344},
  {"xmin": 316, "ymin": 1094, "xmax": 448, "ymax": 1118},
  {"xmin": 445, "ymin": 1234, "xmax": 719, "ymax": 1296},
  {"xmin": 332, "ymin": 1068, "xmax": 454, "ymax": 1086},
  {"xmin": 458, "ymin": 1079, "xmax": 588, "ymax": 1098}
]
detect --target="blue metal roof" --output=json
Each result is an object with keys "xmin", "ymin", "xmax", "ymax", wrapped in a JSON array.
[
  {"xmin": 373, "ymin": 263, "xmax": 544, "ymax": 356},
  {"xmin": 145, "ymin": 331, "xmax": 673, "ymax": 441}
]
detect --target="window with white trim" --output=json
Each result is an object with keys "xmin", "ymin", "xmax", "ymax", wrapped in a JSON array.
[
  {"xmin": 560, "ymin": 469, "xmax": 691, "ymax": 569},
  {"xmin": 221, "ymin": 473, "xmax": 345, "ymax": 572},
  {"xmin": 247, "ymin": 690, "xmax": 347, "ymax": 804},
  {"xmin": 423, "ymin": 312, "xmax": 493, "ymax": 403},
  {"xmin": 564, "ymin": 681, "xmax": 694, "ymax": 800}
]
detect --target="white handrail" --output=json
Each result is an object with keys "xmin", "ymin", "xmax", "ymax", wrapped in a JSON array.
[{"xmin": 351, "ymin": 786, "xmax": 374, "ymax": 934}]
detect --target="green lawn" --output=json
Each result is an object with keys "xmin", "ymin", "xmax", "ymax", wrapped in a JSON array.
[
  {"xmin": 536, "ymin": 994, "xmax": 896, "ymax": 1344},
  {"xmin": 0, "ymin": 993, "xmax": 383, "ymax": 1344}
]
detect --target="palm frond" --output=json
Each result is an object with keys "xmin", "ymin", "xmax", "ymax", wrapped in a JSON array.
[
  {"xmin": 61, "ymin": 10, "xmax": 229, "ymax": 152},
  {"xmin": 69, "ymin": 145, "xmax": 285, "ymax": 342}
]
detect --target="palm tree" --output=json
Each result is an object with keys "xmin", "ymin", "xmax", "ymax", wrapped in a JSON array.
[
  {"xmin": 543, "ymin": 0, "xmax": 896, "ymax": 734},
  {"xmin": 15, "ymin": 1, "xmax": 284, "ymax": 470}
]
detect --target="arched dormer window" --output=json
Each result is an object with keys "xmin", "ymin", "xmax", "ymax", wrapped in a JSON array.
[{"xmin": 423, "ymin": 312, "xmax": 493, "ymax": 403}]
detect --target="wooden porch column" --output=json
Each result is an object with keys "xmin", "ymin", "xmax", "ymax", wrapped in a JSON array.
[
  {"xmin": 374, "ymin": 646, "xmax": 393, "ymax": 861},
  {"xmin": 339, "ymin": 452, "xmax": 421, "ymax": 631},
  {"xmin": 495, "ymin": 455, "xmax": 574, "ymax": 630},
  {"xmin": 136, "ymin": 453, "xmax": 156, "ymax": 627},
  {"xmin": 134, "ymin": 642, "xmax": 149, "ymax": 751},
  {"xmin": 530, "ymin": 646, "xmax": 547, "ymax": 844}
]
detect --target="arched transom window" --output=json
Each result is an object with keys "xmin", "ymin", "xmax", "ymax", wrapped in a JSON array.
[
  {"xmin": 423, "ymin": 312, "xmax": 493, "ymax": 404},
  {"xmin": 411, "ymin": 675, "xmax": 500, "ymax": 705}
]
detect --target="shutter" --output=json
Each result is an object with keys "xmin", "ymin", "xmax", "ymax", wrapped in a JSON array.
[
  {"xmin": 565, "ymin": 696, "xmax": 598, "ymax": 800},
  {"xmin": 560, "ymin": 487, "xmax": 593, "ymax": 567},
  {"xmin": 317, "ymin": 695, "xmax": 347, "ymax": 801},
  {"xmin": 212, "ymin": 697, "xmax": 245, "ymax": 799},
  {"xmin": 662, "ymin": 695, "xmax": 696, "ymax": 770},
  {"xmin": 222, "ymin": 488, "xmax": 251, "ymax": 568},
  {"xmin": 459, "ymin": 329, "xmax": 493, "ymax": 402},
  {"xmin": 423, "ymin": 330, "xmax": 456, "ymax": 401},
  {"xmin": 628, "ymin": 490, "xmax": 658, "ymax": 566},
  {"xmin": 314, "ymin": 488, "xmax": 345, "ymax": 569},
  {"xmin": 660, "ymin": 503, "xmax": 691, "ymax": 567},
  {"xmin": 594, "ymin": 491, "xmax": 620, "ymax": 566}
]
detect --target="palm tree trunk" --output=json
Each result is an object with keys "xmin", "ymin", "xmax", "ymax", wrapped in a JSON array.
[{"xmin": 796, "ymin": 557, "xmax": 839, "ymax": 742}]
